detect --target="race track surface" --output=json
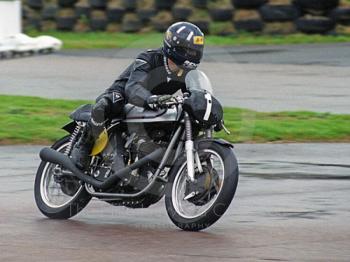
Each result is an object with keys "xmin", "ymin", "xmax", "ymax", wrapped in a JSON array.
[{"xmin": 1, "ymin": 144, "xmax": 349, "ymax": 261}]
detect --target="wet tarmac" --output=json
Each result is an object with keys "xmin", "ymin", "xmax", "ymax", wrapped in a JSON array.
[{"xmin": 1, "ymin": 144, "xmax": 349, "ymax": 261}]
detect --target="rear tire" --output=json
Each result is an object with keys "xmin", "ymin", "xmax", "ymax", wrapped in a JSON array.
[
  {"xmin": 165, "ymin": 142, "xmax": 239, "ymax": 231},
  {"xmin": 296, "ymin": 16, "xmax": 335, "ymax": 34},
  {"xmin": 34, "ymin": 136, "xmax": 91, "ymax": 219}
]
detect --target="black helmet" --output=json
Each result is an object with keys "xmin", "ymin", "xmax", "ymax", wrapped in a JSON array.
[{"xmin": 163, "ymin": 22, "xmax": 204, "ymax": 70}]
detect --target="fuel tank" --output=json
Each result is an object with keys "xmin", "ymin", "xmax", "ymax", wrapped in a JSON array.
[{"xmin": 122, "ymin": 104, "xmax": 180, "ymax": 123}]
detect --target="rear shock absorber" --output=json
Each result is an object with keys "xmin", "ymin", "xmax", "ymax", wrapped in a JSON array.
[{"xmin": 64, "ymin": 124, "xmax": 82, "ymax": 155}]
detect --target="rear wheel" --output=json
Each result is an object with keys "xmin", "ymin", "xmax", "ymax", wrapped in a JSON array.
[
  {"xmin": 34, "ymin": 136, "xmax": 91, "ymax": 219},
  {"xmin": 165, "ymin": 141, "xmax": 239, "ymax": 231}
]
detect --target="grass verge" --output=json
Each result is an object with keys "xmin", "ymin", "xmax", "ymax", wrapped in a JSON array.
[
  {"xmin": 27, "ymin": 31, "xmax": 350, "ymax": 49},
  {"xmin": 1, "ymin": 95, "xmax": 349, "ymax": 145}
]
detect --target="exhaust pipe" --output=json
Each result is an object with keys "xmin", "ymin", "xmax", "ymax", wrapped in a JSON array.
[{"xmin": 39, "ymin": 147, "xmax": 165, "ymax": 190}]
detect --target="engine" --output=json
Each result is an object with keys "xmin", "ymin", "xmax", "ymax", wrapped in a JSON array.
[
  {"xmin": 122, "ymin": 124, "xmax": 170, "ymax": 190},
  {"xmin": 90, "ymin": 124, "xmax": 170, "ymax": 208}
]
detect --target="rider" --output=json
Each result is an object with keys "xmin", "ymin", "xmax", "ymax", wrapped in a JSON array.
[{"xmin": 71, "ymin": 21, "xmax": 205, "ymax": 172}]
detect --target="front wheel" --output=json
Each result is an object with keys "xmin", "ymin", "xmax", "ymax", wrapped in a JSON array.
[
  {"xmin": 34, "ymin": 136, "xmax": 91, "ymax": 219},
  {"xmin": 165, "ymin": 141, "xmax": 239, "ymax": 231}
]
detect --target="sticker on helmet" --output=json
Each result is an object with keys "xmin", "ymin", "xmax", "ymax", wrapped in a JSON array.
[
  {"xmin": 166, "ymin": 30, "xmax": 172, "ymax": 41},
  {"xmin": 193, "ymin": 36, "xmax": 204, "ymax": 45}
]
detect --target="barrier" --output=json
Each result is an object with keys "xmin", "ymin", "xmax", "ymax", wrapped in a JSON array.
[{"xmin": 19, "ymin": 0, "xmax": 350, "ymax": 35}]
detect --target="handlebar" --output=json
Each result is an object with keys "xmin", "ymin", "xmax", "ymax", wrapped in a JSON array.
[
  {"xmin": 149, "ymin": 95, "xmax": 185, "ymax": 109},
  {"xmin": 163, "ymin": 96, "xmax": 185, "ymax": 106}
]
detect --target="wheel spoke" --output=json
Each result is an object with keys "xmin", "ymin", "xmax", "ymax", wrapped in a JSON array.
[
  {"xmin": 172, "ymin": 149, "xmax": 225, "ymax": 219},
  {"xmin": 40, "ymin": 142, "xmax": 82, "ymax": 208}
]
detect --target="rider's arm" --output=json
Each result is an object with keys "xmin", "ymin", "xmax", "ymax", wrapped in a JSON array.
[{"xmin": 124, "ymin": 54, "xmax": 153, "ymax": 107}]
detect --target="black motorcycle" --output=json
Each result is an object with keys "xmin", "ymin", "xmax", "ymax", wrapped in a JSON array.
[{"xmin": 34, "ymin": 71, "xmax": 239, "ymax": 231}]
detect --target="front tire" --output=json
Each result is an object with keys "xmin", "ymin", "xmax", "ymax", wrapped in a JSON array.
[
  {"xmin": 34, "ymin": 136, "xmax": 91, "ymax": 219},
  {"xmin": 165, "ymin": 141, "xmax": 239, "ymax": 231}
]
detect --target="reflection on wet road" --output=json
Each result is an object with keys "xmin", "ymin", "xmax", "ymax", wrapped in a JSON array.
[{"xmin": 0, "ymin": 144, "xmax": 349, "ymax": 261}]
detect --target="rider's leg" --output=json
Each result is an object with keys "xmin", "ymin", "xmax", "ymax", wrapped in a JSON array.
[
  {"xmin": 111, "ymin": 129, "xmax": 126, "ymax": 173},
  {"xmin": 71, "ymin": 97, "xmax": 110, "ymax": 170},
  {"xmin": 71, "ymin": 91, "xmax": 125, "ymax": 171},
  {"xmin": 105, "ymin": 91, "xmax": 126, "ymax": 172}
]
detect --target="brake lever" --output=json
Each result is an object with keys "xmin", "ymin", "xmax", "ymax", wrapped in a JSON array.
[
  {"xmin": 161, "ymin": 97, "xmax": 183, "ymax": 107},
  {"xmin": 215, "ymin": 120, "xmax": 231, "ymax": 135},
  {"xmin": 222, "ymin": 123, "xmax": 231, "ymax": 135},
  {"xmin": 174, "ymin": 96, "xmax": 184, "ymax": 104}
]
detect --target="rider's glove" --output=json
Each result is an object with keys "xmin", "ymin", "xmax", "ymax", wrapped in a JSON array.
[{"xmin": 147, "ymin": 95, "xmax": 174, "ymax": 110}]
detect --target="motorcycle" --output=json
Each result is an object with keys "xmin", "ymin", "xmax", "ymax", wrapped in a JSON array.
[{"xmin": 34, "ymin": 70, "xmax": 239, "ymax": 231}]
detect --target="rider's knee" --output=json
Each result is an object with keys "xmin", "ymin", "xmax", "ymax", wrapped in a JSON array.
[{"xmin": 91, "ymin": 97, "xmax": 111, "ymax": 124}]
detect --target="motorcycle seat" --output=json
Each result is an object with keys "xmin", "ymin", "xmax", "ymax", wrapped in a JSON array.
[{"xmin": 69, "ymin": 104, "xmax": 92, "ymax": 122}]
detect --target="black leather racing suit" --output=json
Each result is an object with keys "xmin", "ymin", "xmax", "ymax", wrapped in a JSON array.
[
  {"xmin": 72, "ymin": 48, "xmax": 190, "ymax": 170},
  {"xmin": 75, "ymin": 48, "xmax": 190, "ymax": 172},
  {"xmin": 91, "ymin": 48, "xmax": 188, "ymax": 127}
]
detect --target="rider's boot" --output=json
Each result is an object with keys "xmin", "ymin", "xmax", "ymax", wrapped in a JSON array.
[{"xmin": 71, "ymin": 122, "xmax": 98, "ymax": 171}]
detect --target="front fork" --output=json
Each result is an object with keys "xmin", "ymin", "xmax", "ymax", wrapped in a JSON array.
[{"xmin": 184, "ymin": 113, "xmax": 209, "ymax": 181}]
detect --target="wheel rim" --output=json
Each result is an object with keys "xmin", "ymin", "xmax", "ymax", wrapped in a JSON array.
[
  {"xmin": 171, "ymin": 149, "xmax": 225, "ymax": 219},
  {"xmin": 40, "ymin": 143, "xmax": 83, "ymax": 208}
]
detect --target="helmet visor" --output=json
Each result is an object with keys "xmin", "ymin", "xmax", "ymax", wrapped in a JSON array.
[{"xmin": 175, "ymin": 47, "xmax": 203, "ymax": 65}]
